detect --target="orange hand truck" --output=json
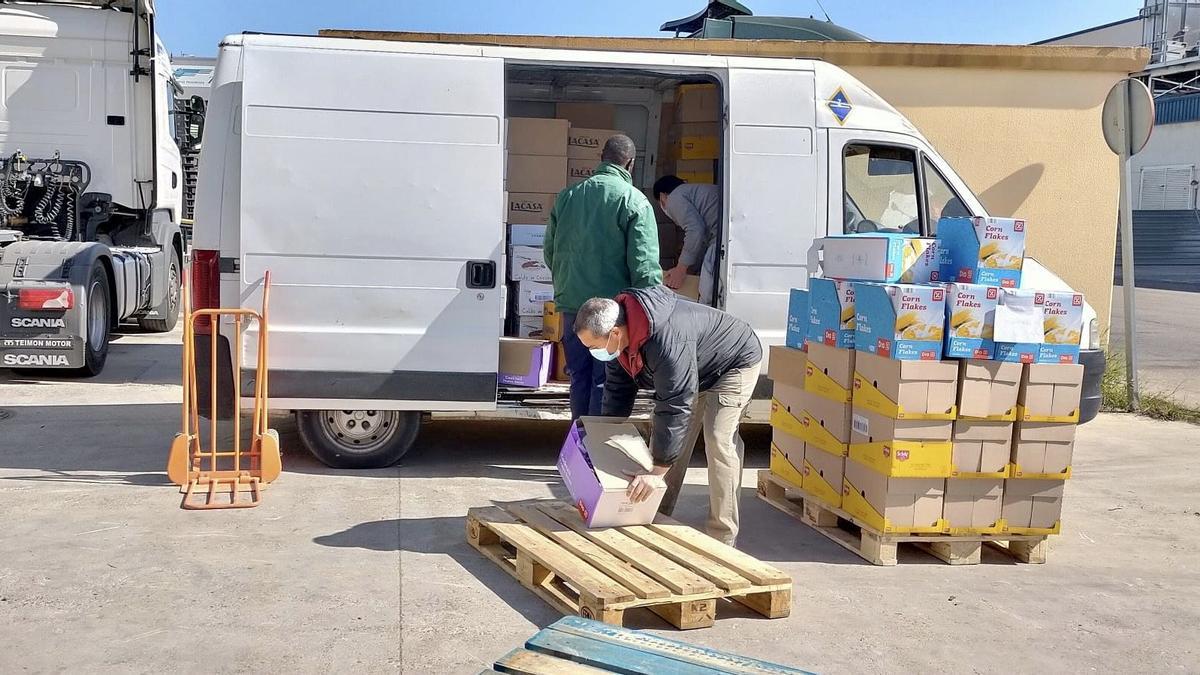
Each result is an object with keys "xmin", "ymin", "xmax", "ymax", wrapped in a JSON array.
[{"xmin": 167, "ymin": 269, "xmax": 281, "ymax": 509}]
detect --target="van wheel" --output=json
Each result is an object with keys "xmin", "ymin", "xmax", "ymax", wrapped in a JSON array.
[
  {"xmin": 296, "ymin": 409, "xmax": 421, "ymax": 469},
  {"xmin": 77, "ymin": 263, "xmax": 111, "ymax": 377},
  {"xmin": 138, "ymin": 255, "xmax": 180, "ymax": 332}
]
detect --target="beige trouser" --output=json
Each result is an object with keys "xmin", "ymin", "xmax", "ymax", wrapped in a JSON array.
[{"xmin": 658, "ymin": 362, "xmax": 762, "ymax": 546}]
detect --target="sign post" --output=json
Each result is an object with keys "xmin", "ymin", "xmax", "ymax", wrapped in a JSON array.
[{"xmin": 1102, "ymin": 78, "xmax": 1154, "ymax": 410}]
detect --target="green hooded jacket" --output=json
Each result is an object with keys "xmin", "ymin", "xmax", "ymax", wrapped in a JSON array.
[{"xmin": 543, "ymin": 162, "xmax": 663, "ymax": 314}]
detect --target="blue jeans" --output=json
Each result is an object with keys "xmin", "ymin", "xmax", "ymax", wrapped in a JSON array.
[{"xmin": 561, "ymin": 311, "xmax": 607, "ymax": 419}]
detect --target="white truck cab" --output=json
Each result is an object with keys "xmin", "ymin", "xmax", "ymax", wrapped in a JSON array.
[{"xmin": 192, "ymin": 33, "xmax": 1103, "ymax": 468}]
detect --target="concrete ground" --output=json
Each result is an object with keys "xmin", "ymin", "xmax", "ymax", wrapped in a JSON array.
[
  {"xmin": 1110, "ymin": 285, "xmax": 1200, "ymax": 407},
  {"xmin": 2, "ymin": 330, "xmax": 1199, "ymax": 672}
]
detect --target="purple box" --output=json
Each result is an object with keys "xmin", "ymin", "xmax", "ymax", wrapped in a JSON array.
[
  {"xmin": 498, "ymin": 337, "xmax": 551, "ymax": 388},
  {"xmin": 556, "ymin": 417, "xmax": 666, "ymax": 528}
]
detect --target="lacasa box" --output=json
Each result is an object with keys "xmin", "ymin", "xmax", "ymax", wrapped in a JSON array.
[
  {"xmin": 958, "ymin": 360, "xmax": 1022, "ymax": 420},
  {"xmin": 557, "ymin": 417, "xmax": 666, "ymax": 527},
  {"xmin": 937, "ymin": 216, "xmax": 1026, "ymax": 287},
  {"xmin": 498, "ymin": 337, "xmax": 551, "ymax": 388},
  {"xmin": 943, "ymin": 478, "xmax": 1004, "ymax": 534},
  {"xmin": 944, "ymin": 282, "xmax": 1000, "ymax": 359},
  {"xmin": 951, "ymin": 420, "xmax": 1012, "ymax": 478},
  {"xmin": 1018, "ymin": 363, "xmax": 1084, "ymax": 422},
  {"xmin": 785, "ymin": 288, "xmax": 810, "ymax": 350},
  {"xmin": 808, "ymin": 277, "xmax": 855, "ymax": 349},
  {"xmin": 770, "ymin": 428, "xmax": 806, "ymax": 488},
  {"xmin": 507, "ymin": 154, "xmax": 568, "ymax": 194},
  {"xmin": 506, "ymin": 117, "xmax": 569, "ymax": 156},
  {"xmin": 820, "ymin": 234, "xmax": 939, "ymax": 283},
  {"xmin": 509, "ymin": 246, "xmax": 551, "ymax": 283},
  {"xmin": 842, "ymin": 458, "xmax": 946, "ymax": 534},
  {"xmin": 508, "ymin": 195, "xmax": 555, "ymax": 227},
  {"xmin": 768, "ymin": 344, "xmax": 808, "ymax": 388},
  {"xmin": 1039, "ymin": 290, "xmax": 1084, "ymax": 364},
  {"xmin": 1011, "ymin": 421, "xmax": 1075, "ymax": 479},
  {"xmin": 804, "ymin": 342, "xmax": 855, "ymax": 405},
  {"xmin": 1001, "ymin": 478, "xmax": 1064, "ymax": 534},
  {"xmin": 514, "ymin": 280, "xmax": 554, "ymax": 316},
  {"xmin": 567, "ymin": 159, "xmax": 597, "ymax": 186},
  {"xmin": 855, "ymin": 283, "xmax": 947, "ymax": 361},
  {"xmin": 568, "ymin": 128, "xmax": 622, "ymax": 160}
]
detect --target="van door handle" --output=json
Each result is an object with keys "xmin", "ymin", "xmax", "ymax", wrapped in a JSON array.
[
  {"xmin": 465, "ymin": 260, "xmax": 496, "ymax": 289},
  {"xmin": 171, "ymin": 171, "xmax": 178, "ymax": 189}
]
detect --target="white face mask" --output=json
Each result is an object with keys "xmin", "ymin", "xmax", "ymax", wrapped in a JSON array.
[{"xmin": 589, "ymin": 331, "xmax": 619, "ymax": 362}]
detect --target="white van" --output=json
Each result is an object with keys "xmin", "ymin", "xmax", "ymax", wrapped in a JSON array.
[{"xmin": 191, "ymin": 33, "xmax": 1104, "ymax": 468}]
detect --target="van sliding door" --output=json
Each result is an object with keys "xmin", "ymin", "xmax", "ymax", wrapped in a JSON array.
[
  {"xmin": 723, "ymin": 65, "xmax": 819, "ymax": 343},
  {"xmin": 237, "ymin": 45, "xmax": 505, "ymax": 410}
]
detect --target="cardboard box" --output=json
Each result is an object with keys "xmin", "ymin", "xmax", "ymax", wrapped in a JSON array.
[
  {"xmin": 842, "ymin": 458, "xmax": 946, "ymax": 534},
  {"xmin": 509, "ymin": 245, "xmax": 551, "ymax": 282},
  {"xmin": 567, "ymin": 159, "xmax": 597, "ymax": 186},
  {"xmin": 854, "ymin": 282, "xmax": 946, "ymax": 361},
  {"xmin": 543, "ymin": 301, "xmax": 565, "ymax": 342},
  {"xmin": 943, "ymin": 478, "xmax": 1004, "ymax": 534},
  {"xmin": 556, "ymin": 417, "xmax": 666, "ymax": 527},
  {"xmin": 803, "ymin": 445, "xmax": 845, "ymax": 508},
  {"xmin": 674, "ymin": 158, "xmax": 716, "ymax": 184},
  {"xmin": 515, "ymin": 316, "xmax": 547, "ymax": 339},
  {"xmin": 768, "ymin": 344, "xmax": 807, "ymax": 388},
  {"xmin": 498, "ymin": 337, "xmax": 552, "ymax": 388},
  {"xmin": 1018, "ymin": 363, "xmax": 1084, "ymax": 422},
  {"xmin": 937, "ymin": 216, "xmax": 1026, "ymax": 288},
  {"xmin": 509, "ymin": 223, "xmax": 548, "ymax": 247},
  {"xmin": 993, "ymin": 288, "xmax": 1044, "ymax": 364},
  {"xmin": 944, "ymin": 282, "xmax": 1000, "ymax": 359},
  {"xmin": 553, "ymin": 343, "xmax": 569, "ymax": 382},
  {"xmin": 674, "ymin": 275, "xmax": 701, "ymax": 301},
  {"xmin": 671, "ymin": 135, "xmax": 720, "ymax": 160},
  {"xmin": 852, "ymin": 350, "xmax": 958, "ymax": 419},
  {"xmin": 670, "ymin": 121, "xmax": 721, "ymax": 141},
  {"xmin": 769, "ymin": 382, "xmax": 808, "ymax": 442},
  {"xmin": 951, "ymin": 420, "xmax": 1013, "ymax": 477},
  {"xmin": 1039, "ymin": 290, "xmax": 1085, "ymax": 364},
  {"xmin": 819, "ymin": 234, "xmax": 939, "ymax": 283},
  {"xmin": 796, "ymin": 387, "xmax": 852, "ymax": 457},
  {"xmin": 508, "ymin": 195, "xmax": 556, "ymax": 227},
  {"xmin": 506, "ymin": 117, "xmax": 569, "ymax": 156},
  {"xmin": 1001, "ymin": 478, "xmax": 1064, "ymax": 534},
  {"xmin": 1011, "ymin": 421, "xmax": 1075, "ymax": 479},
  {"xmin": 805, "ymin": 342, "xmax": 854, "ymax": 404},
  {"xmin": 567, "ymin": 127, "xmax": 622, "ymax": 160},
  {"xmin": 675, "ymin": 83, "xmax": 720, "ymax": 123},
  {"xmin": 958, "ymin": 360, "xmax": 1022, "ymax": 420},
  {"xmin": 785, "ymin": 288, "xmax": 810, "ymax": 350},
  {"xmin": 770, "ymin": 428, "xmax": 806, "ymax": 488},
  {"xmin": 808, "ymin": 277, "xmax": 856, "ymax": 349},
  {"xmin": 556, "ymin": 102, "xmax": 616, "ymax": 130},
  {"xmin": 849, "ymin": 407, "xmax": 954, "ymax": 477},
  {"xmin": 513, "ymin": 280, "xmax": 554, "ymax": 316},
  {"xmin": 507, "ymin": 154, "xmax": 568, "ymax": 194}
]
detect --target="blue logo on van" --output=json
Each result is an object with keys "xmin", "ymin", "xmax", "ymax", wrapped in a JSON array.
[{"xmin": 828, "ymin": 88, "xmax": 852, "ymax": 125}]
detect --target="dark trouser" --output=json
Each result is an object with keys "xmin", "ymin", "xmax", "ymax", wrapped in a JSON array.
[{"xmin": 561, "ymin": 311, "xmax": 607, "ymax": 419}]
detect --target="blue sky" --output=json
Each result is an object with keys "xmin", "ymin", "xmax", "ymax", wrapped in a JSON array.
[{"xmin": 158, "ymin": 0, "xmax": 1137, "ymax": 57}]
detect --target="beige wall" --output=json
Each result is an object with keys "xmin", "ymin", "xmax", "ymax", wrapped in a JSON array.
[{"xmin": 842, "ymin": 65, "xmax": 1127, "ymax": 337}]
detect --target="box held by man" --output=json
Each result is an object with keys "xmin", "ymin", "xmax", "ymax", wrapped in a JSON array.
[{"xmin": 557, "ymin": 417, "xmax": 666, "ymax": 527}]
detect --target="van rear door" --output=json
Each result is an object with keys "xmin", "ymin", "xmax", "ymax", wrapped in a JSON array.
[
  {"xmin": 722, "ymin": 64, "xmax": 820, "ymax": 341},
  {"xmin": 237, "ymin": 43, "xmax": 505, "ymax": 410}
]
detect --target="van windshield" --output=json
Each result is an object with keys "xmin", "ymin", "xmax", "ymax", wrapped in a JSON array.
[{"xmin": 842, "ymin": 144, "xmax": 920, "ymax": 234}]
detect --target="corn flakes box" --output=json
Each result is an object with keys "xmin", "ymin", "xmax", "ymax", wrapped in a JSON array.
[
  {"xmin": 937, "ymin": 216, "xmax": 1026, "ymax": 288},
  {"xmin": 808, "ymin": 277, "xmax": 855, "ymax": 349},
  {"xmin": 993, "ymin": 288, "xmax": 1045, "ymax": 364},
  {"xmin": 944, "ymin": 282, "xmax": 999, "ymax": 359},
  {"xmin": 786, "ymin": 288, "xmax": 810, "ymax": 350},
  {"xmin": 1038, "ymin": 290, "xmax": 1084, "ymax": 364},
  {"xmin": 820, "ymin": 234, "xmax": 939, "ymax": 284},
  {"xmin": 854, "ymin": 282, "xmax": 946, "ymax": 361}
]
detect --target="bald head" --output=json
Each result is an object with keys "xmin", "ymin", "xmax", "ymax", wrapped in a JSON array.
[{"xmin": 601, "ymin": 134, "xmax": 637, "ymax": 170}]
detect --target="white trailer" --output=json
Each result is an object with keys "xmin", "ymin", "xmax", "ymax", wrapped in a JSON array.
[
  {"xmin": 191, "ymin": 33, "xmax": 1105, "ymax": 468},
  {"xmin": 0, "ymin": 0, "xmax": 192, "ymax": 375}
]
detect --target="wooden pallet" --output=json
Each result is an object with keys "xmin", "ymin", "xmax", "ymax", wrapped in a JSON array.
[
  {"xmin": 488, "ymin": 616, "xmax": 812, "ymax": 674},
  {"xmin": 756, "ymin": 471, "xmax": 1049, "ymax": 567},
  {"xmin": 466, "ymin": 500, "xmax": 792, "ymax": 630}
]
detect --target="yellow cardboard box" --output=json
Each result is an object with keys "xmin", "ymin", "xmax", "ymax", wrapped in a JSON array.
[{"xmin": 842, "ymin": 458, "xmax": 946, "ymax": 534}]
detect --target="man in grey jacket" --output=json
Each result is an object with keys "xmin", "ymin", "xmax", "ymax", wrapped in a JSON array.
[
  {"xmin": 653, "ymin": 176, "xmax": 721, "ymax": 303},
  {"xmin": 573, "ymin": 285, "xmax": 762, "ymax": 545}
]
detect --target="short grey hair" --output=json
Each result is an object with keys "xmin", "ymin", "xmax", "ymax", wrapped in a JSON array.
[
  {"xmin": 574, "ymin": 297, "xmax": 625, "ymax": 337},
  {"xmin": 600, "ymin": 134, "xmax": 636, "ymax": 165}
]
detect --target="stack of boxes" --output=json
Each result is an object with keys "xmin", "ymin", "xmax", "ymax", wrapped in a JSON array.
[
  {"xmin": 661, "ymin": 84, "xmax": 720, "ymax": 184},
  {"xmin": 768, "ymin": 217, "xmax": 1085, "ymax": 539}
]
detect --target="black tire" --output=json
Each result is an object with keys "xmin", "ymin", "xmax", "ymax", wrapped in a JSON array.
[
  {"xmin": 78, "ymin": 263, "xmax": 111, "ymax": 377},
  {"xmin": 296, "ymin": 409, "xmax": 421, "ymax": 469},
  {"xmin": 137, "ymin": 254, "xmax": 180, "ymax": 332}
]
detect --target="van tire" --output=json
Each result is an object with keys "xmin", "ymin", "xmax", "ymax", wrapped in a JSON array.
[
  {"xmin": 138, "ymin": 255, "xmax": 180, "ymax": 333},
  {"xmin": 296, "ymin": 409, "xmax": 421, "ymax": 469}
]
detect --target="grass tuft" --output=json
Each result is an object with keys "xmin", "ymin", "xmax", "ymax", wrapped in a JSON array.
[{"xmin": 1102, "ymin": 353, "xmax": 1200, "ymax": 424}]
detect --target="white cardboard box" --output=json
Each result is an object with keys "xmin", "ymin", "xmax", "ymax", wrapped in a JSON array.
[
  {"xmin": 514, "ymin": 280, "xmax": 554, "ymax": 316},
  {"xmin": 509, "ymin": 245, "xmax": 552, "ymax": 282}
]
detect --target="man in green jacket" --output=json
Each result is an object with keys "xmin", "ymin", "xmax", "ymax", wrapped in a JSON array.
[{"xmin": 544, "ymin": 134, "xmax": 662, "ymax": 418}]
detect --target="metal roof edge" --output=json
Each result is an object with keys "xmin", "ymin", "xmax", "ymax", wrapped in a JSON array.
[{"xmin": 317, "ymin": 30, "xmax": 1150, "ymax": 72}]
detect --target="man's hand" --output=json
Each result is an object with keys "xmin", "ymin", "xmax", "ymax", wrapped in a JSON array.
[
  {"xmin": 663, "ymin": 264, "xmax": 688, "ymax": 290},
  {"xmin": 624, "ymin": 465, "xmax": 671, "ymax": 503}
]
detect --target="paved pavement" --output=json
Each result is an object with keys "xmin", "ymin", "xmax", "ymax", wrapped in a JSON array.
[
  {"xmin": 1, "ymin": 328, "xmax": 1199, "ymax": 672},
  {"xmin": 1110, "ymin": 286, "xmax": 1200, "ymax": 407}
]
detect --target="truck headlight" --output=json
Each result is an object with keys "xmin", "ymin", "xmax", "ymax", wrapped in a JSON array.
[{"xmin": 1089, "ymin": 318, "xmax": 1099, "ymax": 349}]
